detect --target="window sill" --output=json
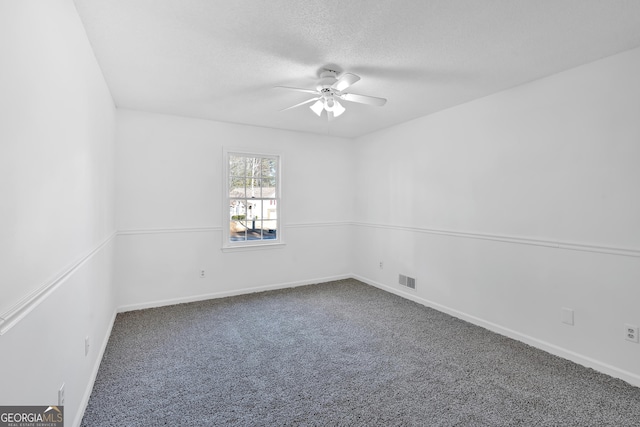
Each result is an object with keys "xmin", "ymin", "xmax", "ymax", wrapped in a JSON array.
[{"xmin": 221, "ymin": 242, "xmax": 286, "ymax": 253}]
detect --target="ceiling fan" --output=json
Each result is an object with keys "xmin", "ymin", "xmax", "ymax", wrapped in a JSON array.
[{"xmin": 276, "ymin": 69, "xmax": 387, "ymax": 120}]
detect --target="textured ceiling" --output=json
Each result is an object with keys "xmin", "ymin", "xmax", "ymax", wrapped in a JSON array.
[{"xmin": 73, "ymin": 0, "xmax": 640, "ymax": 138}]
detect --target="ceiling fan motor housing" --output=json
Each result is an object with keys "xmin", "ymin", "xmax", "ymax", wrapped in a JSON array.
[{"xmin": 317, "ymin": 69, "xmax": 339, "ymax": 92}]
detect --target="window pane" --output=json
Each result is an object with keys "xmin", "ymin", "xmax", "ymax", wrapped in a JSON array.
[
  {"xmin": 262, "ymin": 199, "xmax": 278, "ymax": 219},
  {"xmin": 262, "ymin": 180, "xmax": 276, "ymax": 198},
  {"xmin": 261, "ymin": 158, "xmax": 276, "ymax": 178},
  {"xmin": 246, "ymin": 218, "xmax": 262, "ymax": 241},
  {"xmin": 229, "ymin": 155, "xmax": 245, "ymax": 177},
  {"xmin": 262, "ymin": 177, "xmax": 276, "ymax": 191},
  {"xmin": 230, "ymin": 200, "xmax": 246, "ymax": 218},
  {"xmin": 251, "ymin": 199, "xmax": 263, "ymax": 219},
  {"xmin": 245, "ymin": 199, "xmax": 257, "ymax": 219},
  {"xmin": 229, "ymin": 220, "xmax": 246, "ymax": 241},
  {"xmin": 246, "ymin": 157, "xmax": 261, "ymax": 178},
  {"xmin": 229, "ymin": 177, "xmax": 245, "ymax": 198},
  {"xmin": 245, "ymin": 179, "xmax": 261, "ymax": 198},
  {"xmin": 262, "ymin": 220, "xmax": 277, "ymax": 240}
]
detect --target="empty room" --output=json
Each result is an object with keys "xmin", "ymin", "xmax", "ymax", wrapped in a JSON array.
[{"xmin": 2, "ymin": 1, "xmax": 640, "ymax": 426}]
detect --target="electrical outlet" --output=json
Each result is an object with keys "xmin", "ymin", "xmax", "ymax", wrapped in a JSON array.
[
  {"xmin": 85, "ymin": 336, "xmax": 90, "ymax": 356},
  {"xmin": 58, "ymin": 383, "xmax": 65, "ymax": 406},
  {"xmin": 200, "ymin": 270, "xmax": 205, "ymax": 278},
  {"xmin": 624, "ymin": 324, "xmax": 639, "ymax": 343},
  {"xmin": 561, "ymin": 307, "xmax": 574, "ymax": 326},
  {"xmin": 379, "ymin": 261, "xmax": 383, "ymax": 269}
]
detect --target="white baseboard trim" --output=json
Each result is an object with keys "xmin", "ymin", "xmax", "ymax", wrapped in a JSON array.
[
  {"xmin": 354, "ymin": 274, "xmax": 640, "ymax": 389},
  {"xmin": 73, "ymin": 307, "xmax": 118, "ymax": 427},
  {"xmin": 117, "ymin": 274, "xmax": 352, "ymax": 313}
]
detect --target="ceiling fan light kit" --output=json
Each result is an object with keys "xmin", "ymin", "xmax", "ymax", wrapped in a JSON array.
[{"xmin": 277, "ymin": 68, "xmax": 387, "ymax": 120}]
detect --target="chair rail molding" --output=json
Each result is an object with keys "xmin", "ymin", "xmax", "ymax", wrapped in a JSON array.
[
  {"xmin": 351, "ymin": 222, "xmax": 640, "ymax": 258},
  {"xmin": 0, "ymin": 232, "xmax": 116, "ymax": 335}
]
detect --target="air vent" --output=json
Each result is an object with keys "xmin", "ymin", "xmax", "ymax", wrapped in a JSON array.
[{"xmin": 399, "ymin": 274, "xmax": 416, "ymax": 290}]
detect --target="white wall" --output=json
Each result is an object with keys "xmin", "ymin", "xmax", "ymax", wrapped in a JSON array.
[
  {"xmin": 2, "ymin": 6, "xmax": 639, "ymax": 427},
  {"xmin": 352, "ymin": 47, "xmax": 640, "ymax": 386},
  {"xmin": 115, "ymin": 110, "xmax": 353, "ymax": 309},
  {"xmin": 0, "ymin": 1, "xmax": 116, "ymax": 426}
]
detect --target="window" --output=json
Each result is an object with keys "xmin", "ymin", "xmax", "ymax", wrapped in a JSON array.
[{"xmin": 223, "ymin": 150, "xmax": 281, "ymax": 248}]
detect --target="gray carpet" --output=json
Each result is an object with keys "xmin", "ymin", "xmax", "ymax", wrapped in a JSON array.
[{"xmin": 82, "ymin": 279, "xmax": 640, "ymax": 426}]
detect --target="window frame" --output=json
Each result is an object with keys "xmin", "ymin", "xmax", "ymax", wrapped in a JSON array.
[{"xmin": 222, "ymin": 147, "xmax": 283, "ymax": 251}]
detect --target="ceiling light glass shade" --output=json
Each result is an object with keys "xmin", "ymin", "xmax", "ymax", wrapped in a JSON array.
[
  {"xmin": 331, "ymin": 99, "xmax": 345, "ymax": 117},
  {"xmin": 310, "ymin": 100, "xmax": 324, "ymax": 116},
  {"xmin": 325, "ymin": 97, "xmax": 335, "ymax": 109}
]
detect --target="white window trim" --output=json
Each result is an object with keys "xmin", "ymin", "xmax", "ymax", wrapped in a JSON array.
[{"xmin": 222, "ymin": 147, "xmax": 284, "ymax": 251}]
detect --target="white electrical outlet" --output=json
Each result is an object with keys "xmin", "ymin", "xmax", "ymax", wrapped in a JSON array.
[
  {"xmin": 379, "ymin": 261, "xmax": 383, "ymax": 269},
  {"xmin": 85, "ymin": 336, "xmax": 90, "ymax": 356},
  {"xmin": 200, "ymin": 270, "xmax": 205, "ymax": 278},
  {"xmin": 624, "ymin": 324, "xmax": 639, "ymax": 343},
  {"xmin": 58, "ymin": 383, "xmax": 65, "ymax": 406},
  {"xmin": 561, "ymin": 307, "xmax": 574, "ymax": 325}
]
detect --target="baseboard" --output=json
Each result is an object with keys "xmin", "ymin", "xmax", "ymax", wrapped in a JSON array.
[
  {"xmin": 353, "ymin": 274, "xmax": 640, "ymax": 389},
  {"xmin": 73, "ymin": 307, "xmax": 118, "ymax": 427},
  {"xmin": 117, "ymin": 274, "xmax": 352, "ymax": 313}
]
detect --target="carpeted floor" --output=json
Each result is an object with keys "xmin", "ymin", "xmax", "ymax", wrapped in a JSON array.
[{"xmin": 82, "ymin": 279, "xmax": 640, "ymax": 426}]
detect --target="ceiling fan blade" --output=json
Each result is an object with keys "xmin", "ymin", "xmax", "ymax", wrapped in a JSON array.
[
  {"xmin": 274, "ymin": 86, "xmax": 319, "ymax": 95},
  {"xmin": 339, "ymin": 93, "xmax": 387, "ymax": 106},
  {"xmin": 331, "ymin": 73, "xmax": 360, "ymax": 91},
  {"xmin": 279, "ymin": 97, "xmax": 320, "ymax": 112}
]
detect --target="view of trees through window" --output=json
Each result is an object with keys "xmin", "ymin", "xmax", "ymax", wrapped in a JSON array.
[{"xmin": 228, "ymin": 153, "xmax": 278, "ymax": 242}]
